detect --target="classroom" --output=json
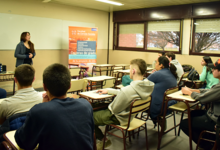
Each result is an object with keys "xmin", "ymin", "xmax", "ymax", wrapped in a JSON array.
[{"xmin": 0, "ymin": 0, "xmax": 220, "ymax": 149}]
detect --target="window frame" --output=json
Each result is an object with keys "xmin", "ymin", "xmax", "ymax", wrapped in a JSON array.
[
  {"xmin": 113, "ymin": 20, "xmax": 182, "ymax": 54},
  {"xmin": 190, "ymin": 18, "xmax": 220, "ymax": 57}
]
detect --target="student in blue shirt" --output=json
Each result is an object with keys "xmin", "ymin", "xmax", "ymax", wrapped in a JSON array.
[{"xmin": 147, "ymin": 56, "xmax": 177, "ymax": 124}]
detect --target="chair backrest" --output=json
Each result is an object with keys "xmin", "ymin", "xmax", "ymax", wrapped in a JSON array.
[
  {"xmin": 67, "ymin": 79, "xmax": 88, "ymax": 93},
  {"xmin": 69, "ymin": 68, "xmax": 81, "ymax": 77},
  {"xmin": 131, "ymin": 97, "xmax": 152, "ymax": 114},
  {"xmin": 178, "ymin": 72, "xmax": 187, "ymax": 87},
  {"xmin": 126, "ymin": 96, "xmax": 152, "ymax": 129},
  {"xmin": 103, "ymin": 79, "xmax": 115, "ymax": 89},
  {"xmin": 159, "ymin": 87, "xmax": 179, "ymax": 116}
]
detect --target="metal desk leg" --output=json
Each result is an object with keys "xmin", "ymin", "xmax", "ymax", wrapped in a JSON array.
[{"xmin": 185, "ymin": 101, "xmax": 193, "ymax": 150}]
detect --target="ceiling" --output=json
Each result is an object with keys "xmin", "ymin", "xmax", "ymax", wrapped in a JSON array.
[{"xmin": 50, "ymin": 0, "xmax": 220, "ymax": 12}]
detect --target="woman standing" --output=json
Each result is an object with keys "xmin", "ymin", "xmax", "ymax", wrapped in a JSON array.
[
  {"xmin": 200, "ymin": 56, "xmax": 219, "ymax": 89},
  {"xmin": 14, "ymin": 32, "xmax": 35, "ymax": 67}
]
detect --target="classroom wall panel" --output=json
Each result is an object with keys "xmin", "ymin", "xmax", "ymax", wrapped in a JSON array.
[{"xmin": 0, "ymin": 0, "xmax": 109, "ymax": 91}]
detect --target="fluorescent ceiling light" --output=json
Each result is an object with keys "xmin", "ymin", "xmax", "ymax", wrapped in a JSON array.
[{"xmin": 96, "ymin": 0, "xmax": 124, "ymax": 6}]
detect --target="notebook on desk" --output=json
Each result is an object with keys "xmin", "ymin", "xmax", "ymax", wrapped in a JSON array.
[{"xmin": 4, "ymin": 130, "xmax": 38, "ymax": 150}]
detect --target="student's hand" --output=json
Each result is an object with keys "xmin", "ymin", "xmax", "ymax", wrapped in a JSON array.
[
  {"xmin": 96, "ymin": 89, "xmax": 108, "ymax": 95},
  {"xmin": 29, "ymin": 53, "xmax": 33, "ymax": 58},
  {"xmin": 181, "ymin": 87, "xmax": 192, "ymax": 95},
  {"xmin": 42, "ymin": 93, "xmax": 49, "ymax": 102},
  {"xmin": 151, "ymin": 69, "xmax": 157, "ymax": 73}
]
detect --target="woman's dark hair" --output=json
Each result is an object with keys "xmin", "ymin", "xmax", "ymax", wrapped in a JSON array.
[
  {"xmin": 20, "ymin": 32, "xmax": 35, "ymax": 53},
  {"xmin": 158, "ymin": 56, "xmax": 178, "ymax": 79},
  {"xmin": 203, "ymin": 56, "xmax": 213, "ymax": 73},
  {"xmin": 158, "ymin": 51, "xmax": 165, "ymax": 56}
]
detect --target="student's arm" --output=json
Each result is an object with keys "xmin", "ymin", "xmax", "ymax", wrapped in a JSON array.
[
  {"xmin": 191, "ymin": 86, "xmax": 220, "ymax": 104},
  {"xmin": 109, "ymin": 90, "xmax": 130, "ymax": 114},
  {"xmin": 14, "ymin": 44, "xmax": 28, "ymax": 59},
  {"xmin": 32, "ymin": 52, "xmax": 36, "ymax": 58},
  {"xmin": 0, "ymin": 101, "xmax": 7, "ymax": 125},
  {"xmin": 199, "ymin": 66, "xmax": 207, "ymax": 82},
  {"xmin": 108, "ymin": 89, "xmax": 120, "ymax": 95},
  {"xmin": 15, "ymin": 110, "xmax": 39, "ymax": 150}
]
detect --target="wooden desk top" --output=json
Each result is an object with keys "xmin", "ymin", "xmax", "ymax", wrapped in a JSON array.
[
  {"xmin": 79, "ymin": 89, "xmax": 116, "ymax": 100},
  {"xmin": 167, "ymin": 90, "xmax": 195, "ymax": 102},
  {"xmin": 4, "ymin": 130, "xmax": 38, "ymax": 150},
  {"xmin": 85, "ymin": 76, "xmax": 116, "ymax": 81},
  {"xmin": 114, "ymin": 64, "xmax": 129, "ymax": 67},
  {"xmin": 146, "ymin": 67, "xmax": 154, "ymax": 71},
  {"xmin": 116, "ymin": 70, "xmax": 130, "ymax": 73},
  {"xmin": 0, "ymin": 71, "xmax": 14, "ymax": 76}
]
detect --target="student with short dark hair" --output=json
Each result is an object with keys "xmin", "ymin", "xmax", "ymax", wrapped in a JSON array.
[
  {"xmin": 0, "ymin": 88, "xmax": 6, "ymax": 99},
  {"xmin": 180, "ymin": 59, "xmax": 220, "ymax": 149},
  {"xmin": 15, "ymin": 63, "xmax": 94, "ymax": 150},
  {"xmin": 94, "ymin": 59, "xmax": 154, "ymax": 150},
  {"xmin": 165, "ymin": 52, "xmax": 184, "ymax": 83},
  {"xmin": 200, "ymin": 56, "xmax": 219, "ymax": 89},
  {"xmin": 0, "ymin": 64, "xmax": 42, "ymax": 124},
  {"xmin": 147, "ymin": 56, "xmax": 177, "ymax": 124}
]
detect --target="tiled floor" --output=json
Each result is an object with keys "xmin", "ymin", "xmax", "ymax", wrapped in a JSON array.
[{"xmin": 98, "ymin": 113, "xmax": 197, "ymax": 150}]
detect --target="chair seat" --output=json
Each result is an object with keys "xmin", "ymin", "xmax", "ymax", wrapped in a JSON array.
[
  {"xmin": 116, "ymin": 118, "xmax": 146, "ymax": 131},
  {"xmin": 168, "ymin": 102, "xmax": 198, "ymax": 112}
]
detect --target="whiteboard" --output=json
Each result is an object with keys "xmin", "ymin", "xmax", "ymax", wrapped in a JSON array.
[{"xmin": 0, "ymin": 13, "xmax": 95, "ymax": 50}]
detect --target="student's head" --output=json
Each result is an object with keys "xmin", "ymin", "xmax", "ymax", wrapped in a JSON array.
[
  {"xmin": 208, "ymin": 59, "xmax": 220, "ymax": 80},
  {"xmin": 20, "ymin": 32, "xmax": 31, "ymax": 42},
  {"xmin": 201, "ymin": 56, "xmax": 212, "ymax": 66},
  {"xmin": 155, "ymin": 56, "xmax": 178, "ymax": 79},
  {"xmin": 14, "ymin": 64, "xmax": 35, "ymax": 88},
  {"xmin": 43, "ymin": 63, "xmax": 71, "ymax": 97},
  {"xmin": 130, "ymin": 59, "xmax": 147, "ymax": 80},
  {"xmin": 165, "ymin": 52, "xmax": 175, "ymax": 62},
  {"xmin": 158, "ymin": 51, "xmax": 165, "ymax": 57}
]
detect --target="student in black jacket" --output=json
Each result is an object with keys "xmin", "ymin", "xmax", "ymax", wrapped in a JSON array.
[{"xmin": 15, "ymin": 63, "xmax": 94, "ymax": 150}]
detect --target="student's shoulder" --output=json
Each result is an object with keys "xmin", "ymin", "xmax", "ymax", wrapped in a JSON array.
[{"xmin": 72, "ymin": 97, "xmax": 92, "ymax": 108}]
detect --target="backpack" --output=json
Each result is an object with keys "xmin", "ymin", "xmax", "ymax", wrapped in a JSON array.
[
  {"xmin": 187, "ymin": 68, "xmax": 200, "ymax": 81},
  {"xmin": 182, "ymin": 64, "xmax": 192, "ymax": 72}
]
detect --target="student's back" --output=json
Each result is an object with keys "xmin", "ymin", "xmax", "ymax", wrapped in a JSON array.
[
  {"xmin": 15, "ymin": 97, "xmax": 94, "ymax": 150},
  {"xmin": 147, "ymin": 68, "xmax": 177, "ymax": 119}
]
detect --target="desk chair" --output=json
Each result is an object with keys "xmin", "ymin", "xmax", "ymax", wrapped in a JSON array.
[
  {"xmin": 67, "ymin": 79, "xmax": 88, "ymax": 95},
  {"xmin": 69, "ymin": 68, "xmax": 81, "ymax": 79},
  {"xmin": 102, "ymin": 96, "xmax": 152, "ymax": 150}
]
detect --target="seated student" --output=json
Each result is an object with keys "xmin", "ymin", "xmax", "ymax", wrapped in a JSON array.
[
  {"xmin": 200, "ymin": 56, "xmax": 219, "ymax": 89},
  {"xmin": 0, "ymin": 88, "xmax": 7, "ymax": 99},
  {"xmin": 165, "ymin": 52, "xmax": 184, "ymax": 83},
  {"xmin": 152, "ymin": 51, "xmax": 165, "ymax": 70},
  {"xmin": 0, "ymin": 64, "xmax": 42, "ymax": 125},
  {"xmin": 94, "ymin": 59, "xmax": 154, "ymax": 149},
  {"xmin": 147, "ymin": 56, "xmax": 177, "ymax": 124},
  {"xmin": 180, "ymin": 59, "xmax": 220, "ymax": 150},
  {"xmin": 15, "ymin": 63, "xmax": 94, "ymax": 150}
]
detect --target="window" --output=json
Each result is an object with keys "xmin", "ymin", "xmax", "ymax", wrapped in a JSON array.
[
  {"xmin": 191, "ymin": 18, "xmax": 220, "ymax": 55},
  {"xmin": 118, "ymin": 23, "xmax": 144, "ymax": 48},
  {"xmin": 147, "ymin": 20, "xmax": 181, "ymax": 52},
  {"xmin": 114, "ymin": 20, "xmax": 182, "ymax": 53}
]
